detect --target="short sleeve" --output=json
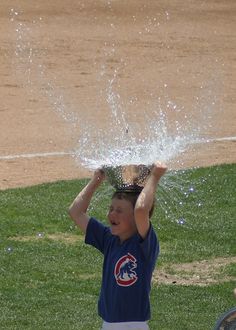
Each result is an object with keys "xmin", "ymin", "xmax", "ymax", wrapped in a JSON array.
[
  {"xmin": 139, "ymin": 224, "xmax": 159, "ymax": 263},
  {"xmin": 85, "ymin": 217, "xmax": 111, "ymax": 254}
]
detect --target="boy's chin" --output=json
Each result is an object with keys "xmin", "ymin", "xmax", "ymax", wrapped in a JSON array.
[{"xmin": 110, "ymin": 225, "xmax": 119, "ymax": 235}]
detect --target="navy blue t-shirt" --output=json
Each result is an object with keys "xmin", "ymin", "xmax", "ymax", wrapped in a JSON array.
[{"xmin": 85, "ymin": 217, "xmax": 159, "ymax": 323}]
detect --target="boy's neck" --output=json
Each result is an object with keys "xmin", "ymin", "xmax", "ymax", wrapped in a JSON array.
[{"xmin": 118, "ymin": 229, "xmax": 137, "ymax": 243}]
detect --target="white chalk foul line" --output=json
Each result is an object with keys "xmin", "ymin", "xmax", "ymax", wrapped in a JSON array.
[
  {"xmin": 211, "ymin": 136, "xmax": 236, "ymax": 142},
  {"xmin": 0, "ymin": 136, "xmax": 235, "ymax": 161},
  {"xmin": 0, "ymin": 151, "xmax": 73, "ymax": 160}
]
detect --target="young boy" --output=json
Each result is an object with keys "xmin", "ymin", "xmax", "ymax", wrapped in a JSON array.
[{"xmin": 69, "ymin": 162, "xmax": 167, "ymax": 330}]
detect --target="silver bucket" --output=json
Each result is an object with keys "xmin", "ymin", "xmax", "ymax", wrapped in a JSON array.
[{"xmin": 102, "ymin": 164, "xmax": 152, "ymax": 192}]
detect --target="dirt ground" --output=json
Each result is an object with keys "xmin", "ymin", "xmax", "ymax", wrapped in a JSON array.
[
  {"xmin": 0, "ymin": 0, "xmax": 235, "ymax": 190},
  {"xmin": 153, "ymin": 256, "xmax": 236, "ymax": 286}
]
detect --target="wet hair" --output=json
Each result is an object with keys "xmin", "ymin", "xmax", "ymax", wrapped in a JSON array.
[{"xmin": 112, "ymin": 191, "xmax": 155, "ymax": 218}]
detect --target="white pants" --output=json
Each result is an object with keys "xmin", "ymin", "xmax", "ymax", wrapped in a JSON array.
[{"xmin": 101, "ymin": 321, "xmax": 149, "ymax": 330}]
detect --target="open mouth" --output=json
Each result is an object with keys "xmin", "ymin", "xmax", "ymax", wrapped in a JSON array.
[{"xmin": 111, "ymin": 221, "xmax": 119, "ymax": 226}]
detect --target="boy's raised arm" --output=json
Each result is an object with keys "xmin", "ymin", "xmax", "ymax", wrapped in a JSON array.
[
  {"xmin": 134, "ymin": 162, "xmax": 167, "ymax": 239},
  {"xmin": 68, "ymin": 170, "xmax": 105, "ymax": 233}
]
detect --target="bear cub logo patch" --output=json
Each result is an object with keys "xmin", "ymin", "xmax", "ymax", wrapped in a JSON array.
[{"xmin": 114, "ymin": 253, "xmax": 138, "ymax": 287}]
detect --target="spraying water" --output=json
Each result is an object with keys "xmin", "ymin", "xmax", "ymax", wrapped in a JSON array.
[
  {"xmin": 76, "ymin": 76, "xmax": 201, "ymax": 170},
  {"xmin": 10, "ymin": 9, "xmax": 218, "ymax": 224},
  {"xmin": 10, "ymin": 9, "xmax": 210, "ymax": 171}
]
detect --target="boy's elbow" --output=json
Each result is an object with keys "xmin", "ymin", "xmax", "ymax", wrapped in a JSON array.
[
  {"xmin": 68, "ymin": 205, "xmax": 77, "ymax": 222},
  {"xmin": 68, "ymin": 205, "xmax": 86, "ymax": 224},
  {"xmin": 68, "ymin": 207, "xmax": 89, "ymax": 234}
]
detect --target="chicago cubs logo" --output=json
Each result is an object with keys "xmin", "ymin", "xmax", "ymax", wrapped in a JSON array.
[{"xmin": 114, "ymin": 253, "xmax": 138, "ymax": 287}]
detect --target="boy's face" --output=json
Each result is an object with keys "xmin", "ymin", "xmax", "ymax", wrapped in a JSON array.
[{"xmin": 108, "ymin": 197, "xmax": 137, "ymax": 242}]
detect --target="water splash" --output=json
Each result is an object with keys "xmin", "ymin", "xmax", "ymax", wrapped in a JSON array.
[
  {"xmin": 74, "ymin": 79, "xmax": 201, "ymax": 170},
  {"xmin": 10, "ymin": 10, "xmax": 218, "ymax": 224},
  {"xmin": 10, "ymin": 9, "xmax": 211, "ymax": 173}
]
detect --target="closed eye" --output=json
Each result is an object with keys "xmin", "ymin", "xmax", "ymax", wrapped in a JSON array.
[{"xmin": 109, "ymin": 206, "xmax": 123, "ymax": 214}]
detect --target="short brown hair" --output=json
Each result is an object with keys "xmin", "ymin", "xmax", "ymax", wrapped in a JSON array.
[{"xmin": 112, "ymin": 191, "xmax": 155, "ymax": 218}]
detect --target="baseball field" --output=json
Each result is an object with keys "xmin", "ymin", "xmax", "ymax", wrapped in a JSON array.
[{"xmin": 0, "ymin": 1, "xmax": 235, "ymax": 329}]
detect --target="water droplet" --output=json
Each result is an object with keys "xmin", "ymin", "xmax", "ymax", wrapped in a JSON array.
[
  {"xmin": 177, "ymin": 218, "xmax": 186, "ymax": 225},
  {"xmin": 37, "ymin": 232, "xmax": 44, "ymax": 238},
  {"xmin": 6, "ymin": 247, "xmax": 13, "ymax": 253},
  {"xmin": 189, "ymin": 187, "xmax": 194, "ymax": 193}
]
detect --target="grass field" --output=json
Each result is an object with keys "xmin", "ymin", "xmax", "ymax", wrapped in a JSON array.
[{"xmin": 0, "ymin": 164, "xmax": 235, "ymax": 329}]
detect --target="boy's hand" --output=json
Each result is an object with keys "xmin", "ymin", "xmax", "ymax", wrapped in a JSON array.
[
  {"xmin": 151, "ymin": 161, "xmax": 167, "ymax": 180},
  {"xmin": 93, "ymin": 168, "xmax": 105, "ymax": 183}
]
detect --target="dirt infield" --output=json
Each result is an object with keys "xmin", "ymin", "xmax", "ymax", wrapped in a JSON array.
[{"xmin": 1, "ymin": 0, "xmax": 235, "ymax": 190}]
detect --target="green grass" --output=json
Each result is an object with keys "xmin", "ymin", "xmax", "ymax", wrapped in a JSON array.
[{"xmin": 0, "ymin": 164, "xmax": 235, "ymax": 329}]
